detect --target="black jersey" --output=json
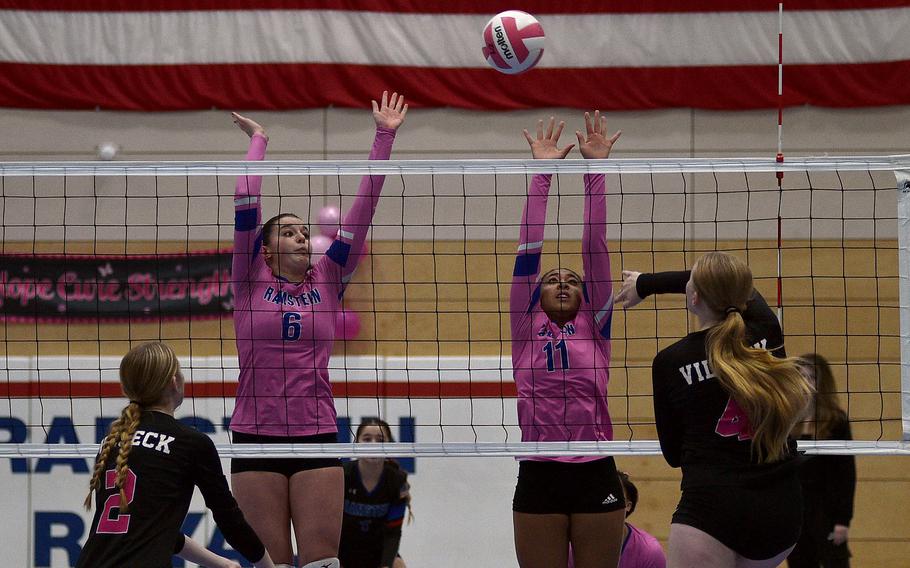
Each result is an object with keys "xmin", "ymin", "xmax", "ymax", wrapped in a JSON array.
[
  {"xmin": 640, "ymin": 271, "xmax": 797, "ymax": 489},
  {"xmin": 76, "ymin": 411, "xmax": 264, "ymax": 568},
  {"xmin": 339, "ymin": 460, "xmax": 409, "ymax": 568}
]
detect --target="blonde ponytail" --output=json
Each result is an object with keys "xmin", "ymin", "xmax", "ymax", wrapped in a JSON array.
[
  {"xmin": 706, "ymin": 313, "xmax": 811, "ymax": 462},
  {"xmin": 693, "ymin": 252, "xmax": 811, "ymax": 463}
]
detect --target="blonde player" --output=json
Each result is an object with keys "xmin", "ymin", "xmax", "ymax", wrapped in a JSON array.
[
  {"xmin": 77, "ymin": 342, "xmax": 274, "ymax": 568},
  {"xmin": 618, "ymin": 254, "xmax": 810, "ymax": 567}
]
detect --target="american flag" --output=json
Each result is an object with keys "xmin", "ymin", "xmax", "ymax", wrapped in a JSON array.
[{"xmin": 0, "ymin": 0, "xmax": 907, "ymax": 110}]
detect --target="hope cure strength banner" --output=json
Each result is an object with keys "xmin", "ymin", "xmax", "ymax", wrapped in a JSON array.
[{"xmin": 0, "ymin": 251, "xmax": 232, "ymax": 321}]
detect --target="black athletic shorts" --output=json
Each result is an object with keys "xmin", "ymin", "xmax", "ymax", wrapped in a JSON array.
[
  {"xmin": 230, "ymin": 431, "xmax": 342, "ymax": 477},
  {"xmin": 512, "ymin": 456, "xmax": 626, "ymax": 515},
  {"xmin": 672, "ymin": 474, "xmax": 802, "ymax": 560}
]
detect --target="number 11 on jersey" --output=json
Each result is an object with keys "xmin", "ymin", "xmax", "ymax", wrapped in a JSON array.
[{"xmin": 542, "ymin": 339, "xmax": 570, "ymax": 372}]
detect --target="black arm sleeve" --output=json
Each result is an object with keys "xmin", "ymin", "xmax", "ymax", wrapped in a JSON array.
[
  {"xmin": 652, "ymin": 353, "xmax": 683, "ymax": 468},
  {"xmin": 743, "ymin": 288, "xmax": 786, "ymax": 357},
  {"xmin": 636, "ymin": 271, "xmax": 690, "ymax": 299},
  {"xmin": 380, "ymin": 532, "xmax": 403, "ymax": 568},
  {"xmin": 193, "ymin": 436, "xmax": 266, "ymax": 563},
  {"xmin": 826, "ymin": 417, "xmax": 857, "ymax": 526}
]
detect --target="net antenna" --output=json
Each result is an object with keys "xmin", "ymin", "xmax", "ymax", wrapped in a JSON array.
[{"xmin": 776, "ymin": 2, "xmax": 785, "ymax": 325}]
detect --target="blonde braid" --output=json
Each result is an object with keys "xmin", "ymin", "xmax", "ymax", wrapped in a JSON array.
[
  {"xmin": 84, "ymin": 436, "xmax": 113, "ymax": 510},
  {"xmin": 114, "ymin": 403, "xmax": 142, "ymax": 512},
  {"xmin": 84, "ymin": 403, "xmax": 134, "ymax": 510}
]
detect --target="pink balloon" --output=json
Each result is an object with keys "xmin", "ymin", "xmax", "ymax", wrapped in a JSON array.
[
  {"xmin": 309, "ymin": 234, "xmax": 332, "ymax": 256},
  {"xmin": 335, "ymin": 309, "xmax": 361, "ymax": 340},
  {"xmin": 317, "ymin": 205, "xmax": 341, "ymax": 238}
]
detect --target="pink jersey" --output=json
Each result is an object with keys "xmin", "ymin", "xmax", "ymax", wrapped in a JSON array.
[
  {"xmin": 510, "ymin": 173, "xmax": 614, "ymax": 462},
  {"xmin": 568, "ymin": 523, "xmax": 666, "ymax": 568},
  {"xmin": 231, "ymin": 128, "xmax": 396, "ymax": 436},
  {"xmin": 619, "ymin": 524, "xmax": 667, "ymax": 568}
]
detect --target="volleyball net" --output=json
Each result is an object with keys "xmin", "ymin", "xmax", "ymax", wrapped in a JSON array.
[{"xmin": 1, "ymin": 156, "xmax": 909, "ymax": 459}]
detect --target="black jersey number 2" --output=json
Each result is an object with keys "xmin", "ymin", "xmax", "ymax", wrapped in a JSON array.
[
  {"xmin": 542, "ymin": 339, "xmax": 570, "ymax": 372},
  {"xmin": 97, "ymin": 467, "xmax": 137, "ymax": 534}
]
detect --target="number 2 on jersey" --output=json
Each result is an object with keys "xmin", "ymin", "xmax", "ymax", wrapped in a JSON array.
[
  {"xmin": 97, "ymin": 467, "xmax": 137, "ymax": 534},
  {"xmin": 715, "ymin": 396, "xmax": 753, "ymax": 441},
  {"xmin": 542, "ymin": 339, "xmax": 570, "ymax": 372}
]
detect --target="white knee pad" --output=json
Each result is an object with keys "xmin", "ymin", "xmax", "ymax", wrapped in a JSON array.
[{"xmin": 301, "ymin": 558, "xmax": 340, "ymax": 568}]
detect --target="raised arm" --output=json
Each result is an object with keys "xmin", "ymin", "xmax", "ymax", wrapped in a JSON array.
[
  {"xmin": 511, "ymin": 173, "xmax": 551, "ymax": 328},
  {"xmin": 325, "ymin": 91, "xmax": 407, "ymax": 293},
  {"xmin": 510, "ymin": 118, "xmax": 575, "ymax": 334},
  {"xmin": 616, "ymin": 270, "xmax": 690, "ymax": 309},
  {"xmin": 231, "ymin": 113, "xmax": 268, "ymax": 288},
  {"xmin": 577, "ymin": 111, "xmax": 621, "ymax": 338}
]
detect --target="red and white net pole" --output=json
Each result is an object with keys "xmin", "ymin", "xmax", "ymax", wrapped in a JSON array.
[{"xmin": 776, "ymin": 3, "xmax": 785, "ymax": 325}]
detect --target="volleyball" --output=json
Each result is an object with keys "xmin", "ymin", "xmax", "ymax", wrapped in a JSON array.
[{"xmin": 482, "ymin": 10, "xmax": 545, "ymax": 75}]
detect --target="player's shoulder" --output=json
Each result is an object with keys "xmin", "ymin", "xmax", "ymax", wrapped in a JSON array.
[
  {"xmin": 166, "ymin": 418, "xmax": 216, "ymax": 449},
  {"xmin": 653, "ymin": 335, "xmax": 692, "ymax": 367},
  {"xmin": 663, "ymin": 330, "xmax": 708, "ymax": 358},
  {"xmin": 628, "ymin": 524, "xmax": 667, "ymax": 563},
  {"xmin": 384, "ymin": 460, "xmax": 408, "ymax": 483},
  {"xmin": 135, "ymin": 413, "xmax": 215, "ymax": 458},
  {"xmin": 312, "ymin": 245, "xmax": 345, "ymax": 275},
  {"xmin": 632, "ymin": 523, "xmax": 661, "ymax": 546}
]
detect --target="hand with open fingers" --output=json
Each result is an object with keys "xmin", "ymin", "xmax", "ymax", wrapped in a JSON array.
[
  {"xmin": 523, "ymin": 117, "xmax": 576, "ymax": 160},
  {"xmin": 231, "ymin": 112, "xmax": 267, "ymax": 141},
  {"xmin": 615, "ymin": 270, "xmax": 644, "ymax": 308},
  {"xmin": 372, "ymin": 91, "xmax": 408, "ymax": 130},
  {"xmin": 576, "ymin": 110, "xmax": 621, "ymax": 160}
]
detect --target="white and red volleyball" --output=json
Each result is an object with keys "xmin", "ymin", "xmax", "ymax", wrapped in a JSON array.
[{"xmin": 482, "ymin": 10, "xmax": 545, "ymax": 75}]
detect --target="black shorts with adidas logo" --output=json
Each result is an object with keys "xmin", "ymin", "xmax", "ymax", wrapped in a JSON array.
[{"xmin": 512, "ymin": 456, "xmax": 626, "ymax": 514}]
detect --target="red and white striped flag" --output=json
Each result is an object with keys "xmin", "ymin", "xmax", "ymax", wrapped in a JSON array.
[{"xmin": 0, "ymin": 0, "xmax": 907, "ymax": 110}]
